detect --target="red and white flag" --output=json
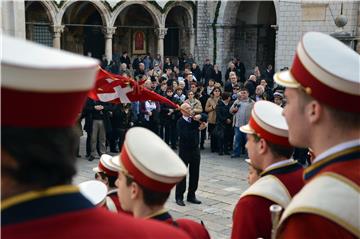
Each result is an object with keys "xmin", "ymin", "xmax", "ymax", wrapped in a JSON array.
[{"xmin": 88, "ymin": 68, "xmax": 179, "ymax": 109}]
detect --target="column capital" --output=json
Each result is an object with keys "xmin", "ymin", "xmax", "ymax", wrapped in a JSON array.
[
  {"xmin": 155, "ymin": 27, "xmax": 168, "ymax": 39},
  {"xmin": 52, "ymin": 25, "xmax": 64, "ymax": 38},
  {"xmin": 102, "ymin": 27, "xmax": 117, "ymax": 39}
]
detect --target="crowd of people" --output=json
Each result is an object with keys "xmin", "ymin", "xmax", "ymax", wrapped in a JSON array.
[
  {"xmin": 84, "ymin": 50, "xmax": 297, "ymax": 163},
  {"xmin": 2, "ymin": 31, "xmax": 359, "ymax": 239}
]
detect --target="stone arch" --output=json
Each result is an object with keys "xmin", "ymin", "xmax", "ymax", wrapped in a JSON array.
[
  {"xmin": 57, "ymin": 0, "xmax": 110, "ymax": 27},
  {"xmin": 163, "ymin": 3, "xmax": 194, "ymax": 58},
  {"xmin": 111, "ymin": 1, "xmax": 161, "ymax": 27},
  {"xmin": 26, "ymin": 0, "xmax": 57, "ymax": 25},
  {"xmin": 25, "ymin": 1, "xmax": 57, "ymax": 46},
  {"xmin": 216, "ymin": 1, "xmax": 277, "ymax": 78},
  {"xmin": 163, "ymin": 2, "xmax": 194, "ymax": 27}
]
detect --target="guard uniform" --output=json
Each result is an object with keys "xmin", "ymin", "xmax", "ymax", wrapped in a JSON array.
[
  {"xmin": 93, "ymin": 154, "xmax": 126, "ymax": 213},
  {"xmin": 1, "ymin": 35, "xmax": 190, "ymax": 239},
  {"xmin": 150, "ymin": 209, "xmax": 210, "ymax": 239},
  {"xmin": 116, "ymin": 127, "xmax": 210, "ymax": 239},
  {"xmin": 274, "ymin": 32, "xmax": 360, "ymax": 238},
  {"xmin": 2, "ymin": 185, "xmax": 190, "ymax": 239},
  {"xmin": 231, "ymin": 101, "xmax": 304, "ymax": 239}
]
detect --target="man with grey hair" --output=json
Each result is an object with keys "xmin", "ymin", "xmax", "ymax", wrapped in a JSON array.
[{"xmin": 175, "ymin": 103, "xmax": 207, "ymax": 206}]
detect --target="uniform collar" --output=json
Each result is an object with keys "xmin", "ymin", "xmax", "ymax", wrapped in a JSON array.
[
  {"xmin": 260, "ymin": 159, "xmax": 300, "ymax": 177},
  {"xmin": 1, "ymin": 185, "xmax": 94, "ymax": 226},
  {"xmin": 304, "ymin": 143, "xmax": 360, "ymax": 181},
  {"xmin": 313, "ymin": 139, "xmax": 360, "ymax": 164}
]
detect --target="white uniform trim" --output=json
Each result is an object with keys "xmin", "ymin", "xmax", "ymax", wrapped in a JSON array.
[
  {"xmin": 240, "ymin": 175, "xmax": 291, "ymax": 208},
  {"xmin": 106, "ymin": 196, "xmax": 118, "ymax": 213},
  {"xmin": 280, "ymin": 172, "xmax": 360, "ymax": 237}
]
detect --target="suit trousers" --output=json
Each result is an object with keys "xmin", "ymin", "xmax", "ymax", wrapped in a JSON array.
[
  {"xmin": 90, "ymin": 120, "xmax": 106, "ymax": 157},
  {"xmin": 175, "ymin": 147, "xmax": 201, "ymax": 200}
]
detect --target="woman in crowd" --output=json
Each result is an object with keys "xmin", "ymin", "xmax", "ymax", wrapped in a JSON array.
[{"xmin": 205, "ymin": 87, "xmax": 222, "ymax": 152}]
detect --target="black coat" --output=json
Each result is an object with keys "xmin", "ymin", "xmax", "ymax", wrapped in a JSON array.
[{"xmin": 84, "ymin": 98, "xmax": 112, "ymax": 133}]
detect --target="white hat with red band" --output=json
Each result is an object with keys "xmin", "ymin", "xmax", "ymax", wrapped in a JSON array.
[
  {"xmin": 119, "ymin": 127, "xmax": 187, "ymax": 192},
  {"xmin": 78, "ymin": 180, "xmax": 107, "ymax": 206},
  {"xmin": 274, "ymin": 32, "xmax": 360, "ymax": 113},
  {"xmin": 240, "ymin": 101, "xmax": 291, "ymax": 147},
  {"xmin": 1, "ymin": 34, "xmax": 99, "ymax": 127},
  {"xmin": 93, "ymin": 154, "xmax": 119, "ymax": 177}
]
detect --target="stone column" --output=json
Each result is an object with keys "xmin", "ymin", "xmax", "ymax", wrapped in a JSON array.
[
  {"xmin": 155, "ymin": 27, "xmax": 167, "ymax": 60},
  {"xmin": 102, "ymin": 27, "xmax": 116, "ymax": 61},
  {"xmin": 52, "ymin": 25, "xmax": 64, "ymax": 49},
  {"xmin": 187, "ymin": 28, "xmax": 195, "ymax": 56}
]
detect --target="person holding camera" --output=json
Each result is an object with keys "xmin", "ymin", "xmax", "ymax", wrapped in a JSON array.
[{"xmin": 230, "ymin": 88, "xmax": 255, "ymax": 158}]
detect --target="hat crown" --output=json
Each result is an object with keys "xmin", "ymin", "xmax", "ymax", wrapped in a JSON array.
[
  {"xmin": 78, "ymin": 180, "xmax": 107, "ymax": 205},
  {"xmin": 125, "ymin": 127, "xmax": 187, "ymax": 180},
  {"xmin": 302, "ymin": 32, "xmax": 359, "ymax": 86},
  {"xmin": 253, "ymin": 101, "xmax": 288, "ymax": 136}
]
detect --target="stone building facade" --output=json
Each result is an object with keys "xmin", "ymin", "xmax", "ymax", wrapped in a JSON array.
[{"xmin": 2, "ymin": 0, "xmax": 359, "ymax": 75}]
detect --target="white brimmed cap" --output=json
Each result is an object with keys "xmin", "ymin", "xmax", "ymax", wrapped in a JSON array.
[
  {"xmin": 274, "ymin": 32, "xmax": 360, "ymax": 113},
  {"xmin": 93, "ymin": 154, "xmax": 119, "ymax": 177},
  {"xmin": 1, "ymin": 34, "xmax": 99, "ymax": 127},
  {"xmin": 119, "ymin": 127, "xmax": 187, "ymax": 192},
  {"xmin": 240, "ymin": 101, "xmax": 291, "ymax": 147},
  {"xmin": 78, "ymin": 180, "xmax": 107, "ymax": 206}
]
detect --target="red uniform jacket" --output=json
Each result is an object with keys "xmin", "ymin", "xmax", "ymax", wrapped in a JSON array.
[
  {"xmin": 231, "ymin": 161, "xmax": 304, "ymax": 239},
  {"xmin": 278, "ymin": 146, "xmax": 360, "ymax": 239},
  {"xmin": 2, "ymin": 186, "xmax": 190, "ymax": 239},
  {"xmin": 151, "ymin": 210, "xmax": 210, "ymax": 239}
]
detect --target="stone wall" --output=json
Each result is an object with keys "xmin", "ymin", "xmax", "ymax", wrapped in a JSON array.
[
  {"xmin": 275, "ymin": 1, "xmax": 359, "ymax": 70},
  {"xmin": 195, "ymin": 1, "xmax": 211, "ymax": 64}
]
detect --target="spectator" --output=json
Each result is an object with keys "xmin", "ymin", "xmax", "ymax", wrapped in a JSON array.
[
  {"xmin": 120, "ymin": 51, "xmax": 131, "ymax": 69},
  {"xmin": 202, "ymin": 59, "xmax": 214, "ymax": 85},
  {"xmin": 206, "ymin": 78, "xmax": 215, "ymax": 96},
  {"xmin": 86, "ymin": 98, "xmax": 112, "ymax": 161},
  {"xmin": 253, "ymin": 66, "xmax": 262, "ymax": 84},
  {"xmin": 224, "ymin": 71, "xmax": 238, "ymax": 92},
  {"xmin": 229, "ymin": 88, "xmax": 255, "ymax": 158},
  {"xmin": 174, "ymin": 86, "xmax": 186, "ymax": 104},
  {"xmin": 143, "ymin": 53, "xmax": 153, "ymax": 71},
  {"xmin": 254, "ymin": 85, "xmax": 265, "ymax": 102},
  {"xmin": 191, "ymin": 63, "xmax": 202, "ymax": 82},
  {"xmin": 163, "ymin": 57, "xmax": 174, "ymax": 72},
  {"xmin": 184, "ymin": 91, "xmax": 203, "ymax": 115},
  {"xmin": 205, "ymin": 87, "xmax": 222, "ymax": 152},
  {"xmin": 134, "ymin": 63, "xmax": 145, "ymax": 79},
  {"xmin": 110, "ymin": 103, "xmax": 134, "ymax": 152},
  {"xmin": 263, "ymin": 64, "xmax": 274, "ymax": 89},
  {"xmin": 245, "ymin": 75, "xmax": 257, "ymax": 99},
  {"xmin": 274, "ymin": 91, "xmax": 285, "ymax": 107},
  {"xmin": 260, "ymin": 79, "xmax": 274, "ymax": 102},
  {"xmin": 132, "ymin": 55, "xmax": 142, "ymax": 71},
  {"xmin": 153, "ymin": 53, "xmax": 162, "ymax": 70},
  {"xmin": 161, "ymin": 87, "xmax": 180, "ymax": 149},
  {"xmin": 213, "ymin": 64, "xmax": 222, "ymax": 85},
  {"xmin": 215, "ymin": 92, "xmax": 233, "ymax": 155},
  {"xmin": 225, "ymin": 62, "xmax": 238, "ymax": 81},
  {"xmin": 235, "ymin": 57, "xmax": 246, "ymax": 83}
]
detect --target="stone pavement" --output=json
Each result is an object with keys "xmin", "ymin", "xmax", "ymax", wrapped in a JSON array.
[{"xmin": 74, "ymin": 135, "xmax": 249, "ymax": 239}]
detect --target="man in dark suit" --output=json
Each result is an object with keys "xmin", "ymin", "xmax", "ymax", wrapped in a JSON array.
[{"xmin": 175, "ymin": 103, "xmax": 207, "ymax": 206}]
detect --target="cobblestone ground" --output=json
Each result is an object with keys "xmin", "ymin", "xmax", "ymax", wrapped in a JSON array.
[{"xmin": 74, "ymin": 134, "xmax": 249, "ymax": 239}]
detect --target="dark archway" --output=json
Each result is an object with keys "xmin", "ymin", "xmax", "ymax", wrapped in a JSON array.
[
  {"xmin": 25, "ymin": 1, "xmax": 52, "ymax": 46},
  {"xmin": 62, "ymin": 2, "xmax": 104, "ymax": 59},
  {"xmin": 234, "ymin": 1, "xmax": 276, "ymax": 71},
  {"xmin": 113, "ymin": 4, "xmax": 156, "ymax": 62},
  {"xmin": 164, "ymin": 6, "xmax": 191, "ymax": 57}
]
